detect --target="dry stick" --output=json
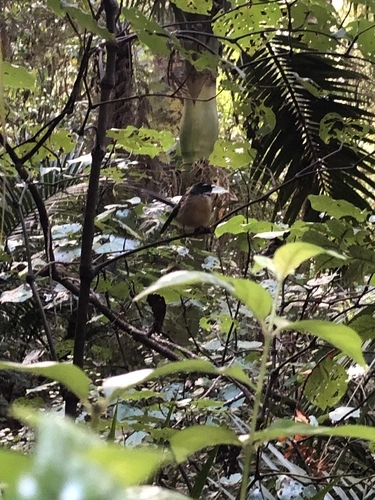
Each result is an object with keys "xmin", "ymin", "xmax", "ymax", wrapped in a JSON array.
[
  {"xmin": 54, "ymin": 273, "xmax": 180, "ymax": 361},
  {"xmin": 65, "ymin": 0, "xmax": 119, "ymax": 418}
]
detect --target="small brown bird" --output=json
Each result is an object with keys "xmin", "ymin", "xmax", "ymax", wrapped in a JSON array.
[{"xmin": 160, "ymin": 182, "xmax": 222, "ymax": 234}]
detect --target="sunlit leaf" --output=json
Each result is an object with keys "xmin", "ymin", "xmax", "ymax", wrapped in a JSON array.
[
  {"xmin": 171, "ymin": 0, "xmax": 213, "ymax": 15},
  {"xmin": 309, "ymin": 195, "xmax": 368, "ymax": 222},
  {"xmin": 2, "ymin": 62, "xmax": 36, "ymax": 89},
  {"xmin": 122, "ymin": 8, "xmax": 173, "ymax": 56},
  {"xmin": 48, "ymin": 0, "xmax": 113, "ymax": 39},
  {"xmin": 346, "ymin": 20, "xmax": 375, "ymax": 60},
  {"xmin": 108, "ymin": 127, "xmax": 175, "ymax": 158},
  {"xmin": 86, "ymin": 447, "xmax": 170, "ymax": 486},
  {"xmin": 9, "ymin": 409, "xmax": 172, "ymax": 498},
  {"xmin": 209, "ymin": 140, "xmax": 255, "ymax": 168},
  {"xmin": 0, "ymin": 449, "xmax": 30, "ymax": 488},
  {"xmin": 273, "ymin": 242, "xmax": 345, "ymax": 279},
  {"xmin": 215, "ymin": 215, "xmax": 247, "ymax": 237}
]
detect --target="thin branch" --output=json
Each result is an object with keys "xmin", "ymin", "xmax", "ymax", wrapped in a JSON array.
[{"xmin": 66, "ymin": 0, "xmax": 119, "ymax": 417}]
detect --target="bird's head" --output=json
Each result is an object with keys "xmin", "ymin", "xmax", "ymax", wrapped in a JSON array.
[{"xmin": 188, "ymin": 182, "xmax": 228, "ymax": 195}]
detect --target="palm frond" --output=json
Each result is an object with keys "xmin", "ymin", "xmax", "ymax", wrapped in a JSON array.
[{"xmin": 240, "ymin": 36, "xmax": 375, "ymax": 222}]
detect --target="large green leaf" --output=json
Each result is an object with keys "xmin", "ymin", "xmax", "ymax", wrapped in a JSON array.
[
  {"xmin": 304, "ymin": 358, "xmax": 347, "ymax": 410},
  {"xmin": 0, "ymin": 449, "xmax": 31, "ymax": 488},
  {"xmin": 309, "ymin": 195, "xmax": 368, "ymax": 222},
  {"xmin": 213, "ymin": 3, "xmax": 282, "ymax": 54},
  {"xmin": 170, "ymin": 426, "xmax": 241, "ymax": 463},
  {"xmin": 254, "ymin": 419, "xmax": 375, "ymax": 444},
  {"xmin": 122, "ymin": 8, "xmax": 174, "ymax": 56},
  {"xmin": 102, "ymin": 359, "xmax": 256, "ymax": 401},
  {"xmin": 107, "ymin": 127, "xmax": 175, "ymax": 158},
  {"xmin": 134, "ymin": 270, "xmax": 272, "ymax": 321},
  {"xmin": 3, "ymin": 62, "xmax": 36, "ymax": 90},
  {"xmin": 0, "ymin": 361, "xmax": 91, "ymax": 403},
  {"xmin": 47, "ymin": 0, "xmax": 113, "ymax": 39},
  {"xmin": 9, "ymin": 409, "xmax": 172, "ymax": 499},
  {"xmin": 282, "ymin": 320, "xmax": 366, "ymax": 367}
]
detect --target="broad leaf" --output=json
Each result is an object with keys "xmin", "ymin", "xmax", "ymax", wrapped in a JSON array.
[
  {"xmin": 304, "ymin": 358, "xmax": 347, "ymax": 410},
  {"xmin": 0, "ymin": 449, "xmax": 30, "ymax": 488},
  {"xmin": 0, "ymin": 361, "xmax": 91, "ymax": 403},
  {"xmin": 47, "ymin": 0, "xmax": 113, "ymax": 39},
  {"xmin": 170, "ymin": 425, "xmax": 241, "ymax": 463},
  {"xmin": 282, "ymin": 320, "xmax": 366, "ymax": 367},
  {"xmin": 134, "ymin": 270, "xmax": 272, "ymax": 321},
  {"xmin": 3, "ymin": 62, "xmax": 36, "ymax": 90},
  {"xmin": 108, "ymin": 127, "xmax": 175, "ymax": 158},
  {"xmin": 122, "ymin": 8, "xmax": 173, "ymax": 56},
  {"xmin": 171, "ymin": 0, "xmax": 213, "ymax": 15},
  {"xmin": 102, "ymin": 359, "xmax": 256, "ymax": 401},
  {"xmin": 254, "ymin": 419, "xmax": 375, "ymax": 444},
  {"xmin": 309, "ymin": 195, "xmax": 368, "ymax": 222},
  {"xmin": 273, "ymin": 242, "xmax": 345, "ymax": 279}
]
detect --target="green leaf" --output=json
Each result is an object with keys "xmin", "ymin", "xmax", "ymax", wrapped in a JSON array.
[
  {"xmin": 0, "ymin": 361, "xmax": 91, "ymax": 403},
  {"xmin": 49, "ymin": 1, "xmax": 113, "ymax": 39},
  {"xmin": 48, "ymin": 129, "xmax": 76, "ymax": 154},
  {"xmin": 9, "ymin": 409, "xmax": 172, "ymax": 499},
  {"xmin": 107, "ymin": 127, "xmax": 175, "ymax": 158},
  {"xmin": 254, "ymin": 419, "xmax": 375, "ymax": 445},
  {"xmin": 213, "ymin": 3, "xmax": 282, "ymax": 54},
  {"xmin": 170, "ymin": 0, "xmax": 213, "ymax": 15},
  {"xmin": 133, "ymin": 270, "xmax": 272, "ymax": 321},
  {"xmin": 305, "ymin": 358, "xmax": 347, "ymax": 410},
  {"xmin": 122, "ymin": 8, "xmax": 173, "ymax": 56},
  {"xmin": 282, "ymin": 320, "xmax": 366, "ymax": 367},
  {"xmin": 224, "ymin": 276, "xmax": 272, "ymax": 321},
  {"xmin": 215, "ymin": 215, "xmax": 247, "ymax": 237},
  {"xmin": 209, "ymin": 140, "xmax": 255, "ymax": 168},
  {"xmin": 273, "ymin": 242, "xmax": 345, "ymax": 279},
  {"xmin": 3, "ymin": 62, "xmax": 36, "ymax": 90},
  {"xmin": 0, "ymin": 449, "xmax": 31, "ymax": 488},
  {"xmin": 102, "ymin": 359, "xmax": 256, "ymax": 401},
  {"xmin": 86, "ymin": 447, "xmax": 170, "ymax": 486},
  {"xmin": 348, "ymin": 312, "xmax": 375, "ymax": 341},
  {"xmin": 170, "ymin": 425, "xmax": 241, "ymax": 463},
  {"xmin": 309, "ymin": 194, "xmax": 368, "ymax": 222},
  {"xmin": 346, "ymin": 20, "xmax": 375, "ymax": 59}
]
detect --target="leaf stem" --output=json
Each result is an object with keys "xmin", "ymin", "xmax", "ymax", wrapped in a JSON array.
[{"xmin": 239, "ymin": 279, "xmax": 282, "ymax": 499}]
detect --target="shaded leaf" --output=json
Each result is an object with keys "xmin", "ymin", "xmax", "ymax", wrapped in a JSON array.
[
  {"xmin": 0, "ymin": 361, "xmax": 91, "ymax": 403},
  {"xmin": 134, "ymin": 270, "xmax": 272, "ymax": 321},
  {"xmin": 305, "ymin": 358, "xmax": 347, "ymax": 410},
  {"xmin": 282, "ymin": 320, "xmax": 366, "ymax": 367},
  {"xmin": 102, "ymin": 359, "xmax": 256, "ymax": 401},
  {"xmin": 170, "ymin": 425, "xmax": 241, "ymax": 463}
]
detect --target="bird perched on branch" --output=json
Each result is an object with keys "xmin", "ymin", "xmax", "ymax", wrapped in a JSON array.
[{"xmin": 143, "ymin": 182, "xmax": 227, "ymax": 234}]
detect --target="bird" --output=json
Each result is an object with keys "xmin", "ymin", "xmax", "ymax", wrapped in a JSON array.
[{"xmin": 160, "ymin": 182, "xmax": 218, "ymax": 234}]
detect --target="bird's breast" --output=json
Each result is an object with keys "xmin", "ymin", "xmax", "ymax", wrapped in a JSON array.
[{"xmin": 176, "ymin": 195, "xmax": 213, "ymax": 229}]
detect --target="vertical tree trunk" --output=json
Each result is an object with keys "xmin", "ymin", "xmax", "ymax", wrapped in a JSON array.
[{"xmin": 173, "ymin": 4, "xmax": 223, "ymax": 167}]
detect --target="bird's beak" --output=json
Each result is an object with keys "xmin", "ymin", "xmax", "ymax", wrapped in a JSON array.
[{"xmin": 211, "ymin": 185, "xmax": 229, "ymax": 194}]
